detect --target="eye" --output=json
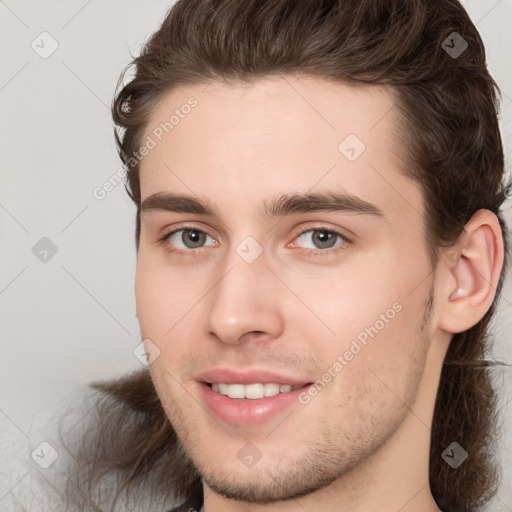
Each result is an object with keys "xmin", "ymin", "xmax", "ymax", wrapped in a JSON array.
[
  {"xmin": 157, "ymin": 225, "xmax": 351, "ymax": 257},
  {"xmin": 159, "ymin": 227, "xmax": 217, "ymax": 254},
  {"xmin": 291, "ymin": 227, "xmax": 351, "ymax": 254}
]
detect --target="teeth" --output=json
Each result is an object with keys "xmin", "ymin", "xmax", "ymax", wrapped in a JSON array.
[
  {"xmin": 263, "ymin": 383, "xmax": 280, "ymax": 397},
  {"xmin": 245, "ymin": 383, "xmax": 264, "ymax": 399},
  {"xmin": 227, "ymin": 384, "xmax": 245, "ymax": 399},
  {"xmin": 211, "ymin": 382, "xmax": 297, "ymax": 399}
]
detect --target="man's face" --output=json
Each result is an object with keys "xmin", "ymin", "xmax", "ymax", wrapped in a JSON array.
[{"xmin": 136, "ymin": 76, "xmax": 438, "ymax": 502}]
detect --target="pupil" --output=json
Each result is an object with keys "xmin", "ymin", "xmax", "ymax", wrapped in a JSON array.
[
  {"xmin": 185, "ymin": 230, "xmax": 204, "ymax": 248},
  {"xmin": 314, "ymin": 231, "xmax": 335, "ymax": 248}
]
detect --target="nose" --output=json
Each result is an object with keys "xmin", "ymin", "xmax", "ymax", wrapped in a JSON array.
[{"xmin": 204, "ymin": 249, "xmax": 284, "ymax": 346}]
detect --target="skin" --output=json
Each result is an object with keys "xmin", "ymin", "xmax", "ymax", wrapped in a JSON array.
[{"xmin": 135, "ymin": 75, "xmax": 504, "ymax": 512}]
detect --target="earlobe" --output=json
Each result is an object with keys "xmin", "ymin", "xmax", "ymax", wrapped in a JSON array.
[{"xmin": 438, "ymin": 210, "xmax": 504, "ymax": 334}]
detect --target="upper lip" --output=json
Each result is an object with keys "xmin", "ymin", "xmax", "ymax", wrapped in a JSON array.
[{"xmin": 197, "ymin": 368, "xmax": 312, "ymax": 386}]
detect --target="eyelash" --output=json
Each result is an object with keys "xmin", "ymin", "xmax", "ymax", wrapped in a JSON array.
[{"xmin": 157, "ymin": 225, "xmax": 352, "ymax": 258}]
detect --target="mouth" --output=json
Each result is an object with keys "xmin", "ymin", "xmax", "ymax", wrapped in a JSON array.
[{"xmin": 196, "ymin": 370, "xmax": 314, "ymax": 426}]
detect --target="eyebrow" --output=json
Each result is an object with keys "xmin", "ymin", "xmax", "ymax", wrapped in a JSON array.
[{"xmin": 140, "ymin": 191, "xmax": 385, "ymax": 219}]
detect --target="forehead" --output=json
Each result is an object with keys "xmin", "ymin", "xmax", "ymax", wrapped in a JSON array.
[{"xmin": 138, "ymin": 75, "xmax": 422, "ymax": 224}]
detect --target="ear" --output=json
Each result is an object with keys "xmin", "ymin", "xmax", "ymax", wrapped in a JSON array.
[{"xmin": 437, "ymin": 209, "xmax": 505, "ymax": 334}]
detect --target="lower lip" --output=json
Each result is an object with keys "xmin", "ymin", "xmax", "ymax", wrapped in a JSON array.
[{"xmin": 199, "ymin": 383, "xmax": 310, "ymax": 426}]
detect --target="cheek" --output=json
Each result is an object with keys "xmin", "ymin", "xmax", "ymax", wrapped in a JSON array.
[
  {"xmin": 135, "ymin": 253, "xmax": 201, "ymax": 330},
  {"xmin": 296, "ymin": 247, "xmax": 430, "ymax": 387},
  {"xmin": 135, "ymin": 258, "xmax": 189, "ymax": 342},
  {"xmin": 288, "ymin": 250, "xmax": 423, "ymax": 345},
  {"xmin": 334, "ymin": 302, "xmax": 429, "ymax": 418},
  {"xmin": 135, "ymin": 262, "xmax": 165, "ymax": 338},
  {"xmin": 135, "ymin": 256, "xmax": 214, "ymax": 367}
]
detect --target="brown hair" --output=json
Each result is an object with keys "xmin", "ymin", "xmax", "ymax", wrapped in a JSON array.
[{"xmin": 65, "ymin": 1, "xmax": 511, "ymax": 511}]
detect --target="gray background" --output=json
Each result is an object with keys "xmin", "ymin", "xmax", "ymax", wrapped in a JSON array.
[{"xmin": 0, "ymin": 0, "xmax": 511, "ymax": 510}]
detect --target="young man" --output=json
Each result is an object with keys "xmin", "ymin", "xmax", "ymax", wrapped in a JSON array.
[{"xmin": 67, "ymin": 1, "xmax": 510, "ymax": 511}]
